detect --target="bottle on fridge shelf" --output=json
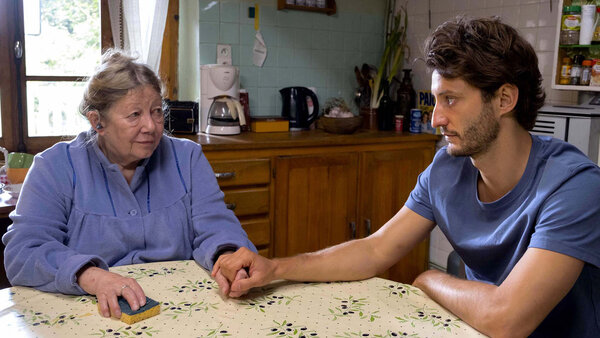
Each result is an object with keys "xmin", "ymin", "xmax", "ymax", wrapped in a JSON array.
[
  {"xmin": 581, "ymin": 59, "xmax": 593, "ymax": 86},
  {"xmin": 570, "ymin": 54, "xmax": 584, "ymax": 85},
  {"xmin": 593, "ymin": 6, "xmax": 600, "ymax": 43},
  {"xmin": 590, "ymin": 59, "xmax": 600, "ymax": 86},
  {"xmin": 560, "ymin": 57, "xmax": 572, "ymax": 85}
]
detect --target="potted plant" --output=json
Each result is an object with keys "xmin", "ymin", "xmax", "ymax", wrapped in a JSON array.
[{"xmin": 361, "ymin": 4, "xmax": 408, "ymax": 129}]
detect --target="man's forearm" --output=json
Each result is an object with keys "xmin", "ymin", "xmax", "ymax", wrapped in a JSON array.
[
  {"xmin": 273, "ymin": 238, "xmax": 393, "ymax": 282},
  {"xmin": 413, "ymin": 270, "xmax": 532, "ymax": 338}
]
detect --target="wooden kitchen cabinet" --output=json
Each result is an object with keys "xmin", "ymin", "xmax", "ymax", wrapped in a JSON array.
[
  {"xmin": 182, "ymin": 130, "xmax": 438, "ymax": 283},
  {"xmin": 273, "ymin": 153, "xmax": 358, "ymax": 257},
  {"xmin": 358, "ymin": 148, "xmax": 435, "ymax": 282}
]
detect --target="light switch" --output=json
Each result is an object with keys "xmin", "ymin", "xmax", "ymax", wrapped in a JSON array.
[{"xmin": 217, "ymin": 44, "xmax": 232, "ymax": 65}]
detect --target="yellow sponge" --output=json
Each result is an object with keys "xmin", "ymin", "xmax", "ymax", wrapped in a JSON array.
[{"xmin": 116, "ymin": 297, "xmax": 160, "ymax": 324}]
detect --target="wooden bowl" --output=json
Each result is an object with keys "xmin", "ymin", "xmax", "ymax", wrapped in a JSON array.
[{"xmin": 318, "ymin": 116, "xmax": 363, "ymax": 134}]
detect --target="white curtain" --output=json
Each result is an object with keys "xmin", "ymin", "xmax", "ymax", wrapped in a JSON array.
[{"xmin": 107, "ymin": 0, "xmax": 168, "ymax": 72}]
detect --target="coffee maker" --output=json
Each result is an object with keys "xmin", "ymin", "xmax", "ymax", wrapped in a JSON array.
[{"xmin": 200, "ymin": 64, "xmax": 246, "ymax": 135}]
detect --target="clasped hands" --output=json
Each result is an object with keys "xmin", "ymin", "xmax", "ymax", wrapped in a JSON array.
[{"xmin": 211, "ymin": 247, "xmax": 276, "ymax": 298}]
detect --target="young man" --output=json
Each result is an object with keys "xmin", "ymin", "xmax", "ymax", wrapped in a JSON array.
[{"xmin": 212, "ymin": 17, "xmax": 600, "ymax": 337}]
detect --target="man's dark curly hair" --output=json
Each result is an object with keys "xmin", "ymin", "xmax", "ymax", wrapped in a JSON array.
[{"xmin": 424, "ymin": 16, "xmax": 545, "ymax": 130}]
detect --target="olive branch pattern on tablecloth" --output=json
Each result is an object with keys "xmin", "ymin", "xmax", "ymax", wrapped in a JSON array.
[
  {"xmin": 241, "ymin": 293, "xmax": 302, "ymax": 312},
  {"xmin": 335, "ymin": 330, "xmax": 420, "ymax": 338},
  {"xmin": 395, "ymin": 304, "xmax": 462, "ymax": 332},
  {"xmin": 169, "ymin": 278, "xmax": 217, "ymax": 293},
  {"xmin": 161, "ymin": 300, "xmax": 219, "ymax": 319},
  {"xmin": 113, "ymin": 266, "xmax": 186, "ymax": 280},
  {"xmin": 266, "ymin": 319, "xmax": 319, "ymax": 337},
  {"xmin": 73, "ymin": 295, "xmax": 98, "ymax": 305},
  {"xmin": 16, "ymin": 309, "xmax": 85, "ymax": 327},
  {"xmin": 200, "ymin": 323, "xmax": 233, "ymax": 337},
  {"xmin": 90, "ymin": 324, "xmax": 159, "ymax": 337},
  {"xmin": 328, "ymin": 295, "xmax": 380, "ymax": 322},
  {"xmin": 380, "ymin": 283, "xmax": 421, "ymax": 298}
]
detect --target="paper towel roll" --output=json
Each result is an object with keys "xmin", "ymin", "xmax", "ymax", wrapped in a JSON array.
[{"xmin": 580, "ymin": 5, "xmax": 596, "ymax": 45}]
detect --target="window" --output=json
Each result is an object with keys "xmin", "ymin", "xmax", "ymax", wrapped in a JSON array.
[
  {"xmin": 0, "ymin": 0, "xmax": 178, "ymax": 154},
  {"xmin": 24, "ymin": 0, "xmax": 101, "ymax": 137}
]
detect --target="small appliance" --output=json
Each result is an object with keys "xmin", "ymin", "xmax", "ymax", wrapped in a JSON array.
[
  {"xmin": 164, "ymin": 100, "xmax": 198, "ymax": 134},
  {"xmin": 200, "ymin": 64, "xmax": 246, "ymax": 135},
  {"xmin": 279, "ymin": 87, "xmax": 319, "ymax": 130}
]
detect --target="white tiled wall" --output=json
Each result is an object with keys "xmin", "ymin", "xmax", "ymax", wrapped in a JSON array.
[
  {"xmin": 404, "ymin": 0, "xmax": 577, "ymax": 269},
  {"xmin": 179, "ymin": 0, "xmax": 386, "ymax": 116},
  {"xmin": 406, "ymin": 0, "xmax": 576, "ymax": 110}
]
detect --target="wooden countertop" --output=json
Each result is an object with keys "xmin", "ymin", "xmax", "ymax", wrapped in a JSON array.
[{"xmin": 175, "ymin": 130, "xmax": 440, "ymax": 151}]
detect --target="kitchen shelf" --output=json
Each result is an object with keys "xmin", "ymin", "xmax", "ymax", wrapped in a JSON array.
[
  {"xmin": 559, "ymin": 45, "xmax": 600, "ymax": 48},
  {"xmin": 553, "ymin": 84, "xmax": 600, "ymax": 91},
  {"xmin": 551, "ymin": 0, "xmax": 599, "ymax": 92},
  {"xmin": 277, "ymin": 0, "xmax": 337, "ymax": 16}
]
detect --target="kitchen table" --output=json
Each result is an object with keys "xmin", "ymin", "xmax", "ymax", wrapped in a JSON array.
[{"xmin": 0, "ymin": 260, "xmax": 485, "ymax": 337}]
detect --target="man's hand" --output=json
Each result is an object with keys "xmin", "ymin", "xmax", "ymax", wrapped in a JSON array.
[
  {"xmin": 212, "ymin": 259, "xmax": 249, "ymax": 298},
  {"xmin": 211, "ymin": 247, "xmax": 278, "ymax": 296},
  {"xmin": 77, "ymin": 266, "xmax": 146, "ymax": 318}
]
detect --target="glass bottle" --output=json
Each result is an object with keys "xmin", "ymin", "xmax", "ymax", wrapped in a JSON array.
[
  {"xmin": 396, "ymin": 69, "xmax": 416, "ymax": 132},
  {"xmin": 378, "ymin": 81, "xmax": 394, "ymax": 131},
  {"xmin": 570, "ymin": 54, "xmax": 584, "ymax": 85},
  {"xmin": 593, "ymin": 6, "xmax": 600, "ymax": 43},
  {"xmin": 581, "ymin": 59, "xmax": 592, "ymax": 85},
  {"xmin": 560, "ymin": 57, "xmax": 572, "ymax": 85},
  {"xmin": 560, "ymin": 5, "xmax": 581, "ymax": 45}
]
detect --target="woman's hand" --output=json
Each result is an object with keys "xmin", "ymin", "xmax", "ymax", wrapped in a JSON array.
[
  {"xmin": 212, "ymin": 247, "xmax": 278, "ymax": 295},
  {"xmin": 212, "ymin": 266, "xmax": 249, "ymax": 298},
  {"xmin": 77, "ymin": 266, "xmax": 146, "ymax": 318}
]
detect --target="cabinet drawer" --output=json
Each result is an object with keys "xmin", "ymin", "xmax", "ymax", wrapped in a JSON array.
[
  {"xmin": 223, "ymin": 187, "xmax": 269, "ymax": 216},
  {"xmin": 241, "ymin": 218, "xmax": 270, "ymax": 247},
  {"xmin": 211, "ymin": 159, "xmax": 270, "ymax": 187}
]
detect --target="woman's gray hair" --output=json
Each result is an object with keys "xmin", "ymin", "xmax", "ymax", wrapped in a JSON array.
[{"xmin": 79, "ymin": 49, "xmax": 164, "ymax": 122}]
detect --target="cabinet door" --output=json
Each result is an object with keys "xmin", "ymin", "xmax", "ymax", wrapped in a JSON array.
[
  {"xmin": 274, "ymin": 153, "xmax": 358, "ymax": 257},
  {"xmin": 359, "ymin": 147, "xmax": 435, "ymax": 283}
]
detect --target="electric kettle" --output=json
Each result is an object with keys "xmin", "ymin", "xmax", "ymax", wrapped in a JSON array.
[{"xmin": 279, "ymin": 87, "xmax": 319, "ymax": 130}]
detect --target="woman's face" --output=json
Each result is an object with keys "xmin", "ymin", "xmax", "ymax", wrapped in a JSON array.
[{"xmin": 97, "ymin": 85, "xmax": 164, "ymax": 168}]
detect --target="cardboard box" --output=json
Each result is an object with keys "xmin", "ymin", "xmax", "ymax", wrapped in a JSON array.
[{"xmin": 251, "ymin": 118, "xmax": 289, "ymax": 132}]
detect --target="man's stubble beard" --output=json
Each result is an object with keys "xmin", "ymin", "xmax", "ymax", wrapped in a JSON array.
[{"xmin": 445, "ymin": 102, "xmax": 500, "ymax": 157}]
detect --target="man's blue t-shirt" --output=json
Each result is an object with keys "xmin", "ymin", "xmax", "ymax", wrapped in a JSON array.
[{"xmin": 405, "ymin": 135, "xmax": 600, "ymax": 337}]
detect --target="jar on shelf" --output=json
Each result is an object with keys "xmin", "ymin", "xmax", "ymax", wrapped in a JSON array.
[
  {"xmin": 570, "ymin": 54, "xmax": 584, "ymax": 85},
  {"xmin": 581, "ymin": 59, "xmax": 593, "ymax": 86},
  {"xmin": 560, "ymin": 5, "xmax": 581, "ymax": 45},
  {"xmin": 591, "ymin": 59, "xmax": 600, "ymax": 86},
  {"xmin": 560, "ymin": 57, "xmax": 572, "ymax": 85}
]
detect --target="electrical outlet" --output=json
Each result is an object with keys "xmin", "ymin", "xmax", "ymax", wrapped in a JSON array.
[{"xmin": 217, "ymin": 44, "xmax": 232, "ymax": 65}]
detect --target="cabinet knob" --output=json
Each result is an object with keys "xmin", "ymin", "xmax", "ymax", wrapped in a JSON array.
[
  {"xmin": 365, "ymin": 219, "xmax": 371, "ymax": 236},
  {"xmin": 226, "ymin": 203, "xmax": 236, "ymax": 210},
  {"xmin": 215, "ymin": 172, "xmax": 235, "ymax": 179},
  {"xmin": 349, "ymin": 221, "xmax": 356, "ymax": 239}
]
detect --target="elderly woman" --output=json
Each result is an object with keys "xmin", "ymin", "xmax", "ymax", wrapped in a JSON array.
[{"xmin": 2, "ymin": 50, "xmax": 256, "ymax": 318}]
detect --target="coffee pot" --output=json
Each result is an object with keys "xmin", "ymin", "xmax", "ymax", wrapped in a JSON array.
[{"xmin": 279, "ymin": 87, "xmax": 319, "ymax": 130}]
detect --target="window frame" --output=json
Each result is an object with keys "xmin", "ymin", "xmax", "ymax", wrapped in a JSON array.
[{"xmin": 0, "ymin": 0, "xmax": 178, "ymax": 155}]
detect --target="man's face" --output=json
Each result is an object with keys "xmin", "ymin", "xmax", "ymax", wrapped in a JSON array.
[{"xmin": 430, "ymin": 70, "xmax": 500, "ymax": 157}]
